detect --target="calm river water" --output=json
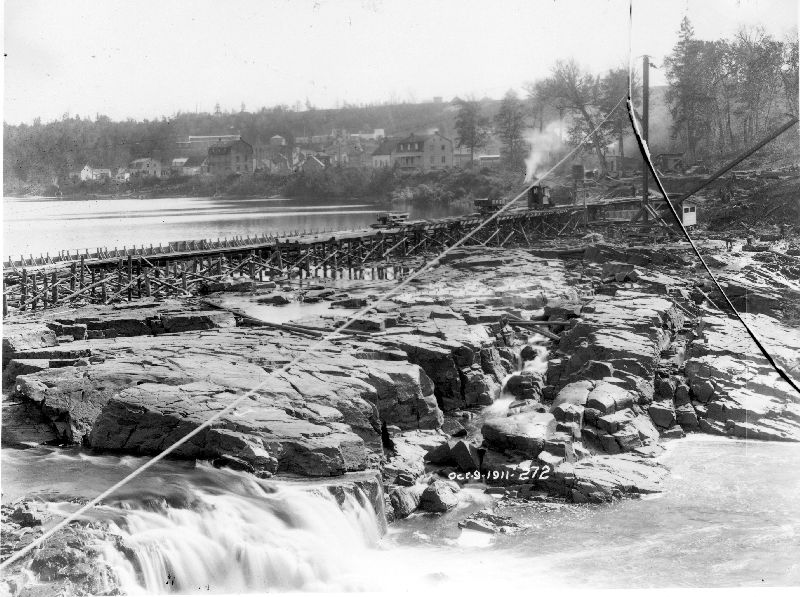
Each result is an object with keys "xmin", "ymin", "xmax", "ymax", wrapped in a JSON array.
[{"xmin": 2, "ymin": 195, "xmax": 470, "ymax": 259}]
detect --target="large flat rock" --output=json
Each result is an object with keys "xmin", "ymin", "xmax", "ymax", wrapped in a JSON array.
[{"xmin": 481, "ymin": 411, "xmax": 556, "ymax": 457}]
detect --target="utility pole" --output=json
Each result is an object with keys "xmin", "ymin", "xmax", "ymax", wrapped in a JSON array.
[{"xmin": 641, "ymin": 55, "xmax": 650, "ymax": 222}]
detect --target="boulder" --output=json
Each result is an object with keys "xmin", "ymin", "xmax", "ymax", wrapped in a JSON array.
[
  {"xmin": 450, "ymin": 440, "xmax": 482, "ymax": 472},
  {"xmin": 461, "ymin": 366, "xmax": 500, "ymax": 406},
  {"xmin": 690, "ymin": 379, "xmax": 716, "ymax": 403},
  {"xmin": 551, "ymin": 380, "xmax": 593, "ymax": 409},
  {"xmin": 425, "ymin": 441, "xmax": 454, "ymax": 465},
  {"xmin": 256, "ymin": 293, "xmax": 292, "ymax": 305},
  {"xmin": 364, "ymin": 361, "xmax": 443, "ymax": 430},
  {"xmin": 419, "ymin": 480, "xmax": 460, "ymax": 513},
  {"xmin": 655, "ymin": 376, "xmax": 677, "ymax": 400},
  {"xmin": 458, "ymin": 509, "xmax": 527, "ymax": 534},
  {"xmin": 504, "ymin": 371, "xmax": 544, "ymax": 400},
  {"xmin": 674, "ymin": 381, "xmax": 691, "ymax": 406},
  {"xmin": 441, "ymin": 418, "xmax": 467, "ymax": 438},
  {"xmin": 389, "ymin": 486, "xmax": 422, "ymax": 519},
  {"xmin": 2, "ymin": 323, "xmax": 58, "ymax": 368},
  {"xmin": 661, "ymin": 425, "xmax": 685, "ymax": 439},
  {"xmin": 481, "ymin": 412, "xmax": 556, "ymax": 458},
  {"xmin": 612, "ymin": 423, "xmax": 643, "ymax": 451},
  {"xmin": 627, "ymin": 414, "xmax": 660, "ymax": 443},
  {"xmin": 596, "ymin": 409, "xmax": 635, "ymax": 434},
  {"xmin": 585, "ymin": 381, "xmax": 632, "ymax": 414},
  {"xmin": 551, "ymin": 403, "xmax": 584, "ymax": 426},
  {"xmin": 648, "ymin": 401, "xmax": 676, "ymax": 429},
  {"xmin": 675, "ymin": 404, "xmax": 699, "ymax": 428}
]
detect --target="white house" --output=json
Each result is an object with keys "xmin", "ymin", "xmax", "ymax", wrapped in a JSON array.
[{"xmin": 79, "ymin": 165, "xmax": 112, "ymax": 181}]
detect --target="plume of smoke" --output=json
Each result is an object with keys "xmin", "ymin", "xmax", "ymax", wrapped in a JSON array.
[{"xmin": 524, "ymin": 121, "xmax": 565, "ymax": 182}]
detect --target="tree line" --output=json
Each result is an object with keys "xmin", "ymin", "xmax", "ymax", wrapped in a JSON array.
[
  {"xmin": 453, "ymin": 18, "xmax": 797, "ymax": 176},
  {"xmin": 664, "ymin": 17, "xmax": 797, "ymax": 163},
  {"xmin": 4, "ymin": 19, "xmax": 796, "ymax": 192},
  {"xmin": 3, "ymin": 101, "xmax": 457, "ymax": 189},
  {"xmin": 453, "ymin": 62, "xmax": 636, "ymax": 177}
]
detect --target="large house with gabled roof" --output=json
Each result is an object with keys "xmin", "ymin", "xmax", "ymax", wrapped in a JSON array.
[{"xmin": 391, "ymin": 131, "xmax": 453, "ymax": 171}]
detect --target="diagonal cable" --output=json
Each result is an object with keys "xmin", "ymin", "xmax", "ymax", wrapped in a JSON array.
[
  {"xmin": 0, "ymin": 94, "xmax": 626, "ymax": 571},
  {"xmin": 625, "ymin": 99, "xmax": 800, "ymax": 395}
]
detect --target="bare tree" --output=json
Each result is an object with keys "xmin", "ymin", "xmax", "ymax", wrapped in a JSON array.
[
  {"xmin": 494, "ymin": 90, "xmax": 527, "ymax": 172},
  {"xmin": 540, "ymin": 59, "xmax": 609, "ymax": 175},
  {"xmin": 454, "ymin": 98, "xmax": 490, "ymax": 167}
]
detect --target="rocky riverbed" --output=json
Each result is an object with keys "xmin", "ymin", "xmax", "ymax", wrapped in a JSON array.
[{"xmin": 2, "ymin": 240, "xmax": 799, "ymax": 595}]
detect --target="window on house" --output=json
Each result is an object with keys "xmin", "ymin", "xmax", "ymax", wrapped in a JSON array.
[
  {"xmin": 442, "ymin": 156, "xmax": 445, "ymax": 163},
  {"xmin": 441, "ymin": 145, "xmax": 445, "ymax": 151},
  {"xmin": 430, "ymin": 155, "xmax": 434, "ymax": 164}
]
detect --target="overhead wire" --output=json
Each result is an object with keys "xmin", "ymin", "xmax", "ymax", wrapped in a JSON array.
[
  {"xmin": 0, "ymin": 92, "xmax": 628, "ymax": 571},
  {"xmin": 625, "ymin": 0, "xmax": 800, "ymax": 396}
]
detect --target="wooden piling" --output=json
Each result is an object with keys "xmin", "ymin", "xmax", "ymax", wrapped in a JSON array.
[
  {"xmin": 31, "ymin": 272, "xmax": 40, "ymax": 309},
  {"xmin": 70, "ymin": 263, "xmax": 76, "ymax": 292},
  {"xmin": 42, "ymin": 273, "xmax": 49, "ymax": 308},
  {"xmin": 137, "ymin": 257, "xmax": 142, "ymax": 298},
  {"xmin": 20, "ymin": 269, "xmax": 27, "ymax": 311},
  {"xmin": 51, "ymin": 272, "xmax": 58, "ymax": 304},
  {"xmin": 127, "ymin": 255, "xmax": 133, "ymax": 302}
]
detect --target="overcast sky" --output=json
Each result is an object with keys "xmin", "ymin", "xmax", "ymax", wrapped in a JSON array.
[{"xmin": 3, "ymin": 0, "xmax": 798, "ymax": 124}]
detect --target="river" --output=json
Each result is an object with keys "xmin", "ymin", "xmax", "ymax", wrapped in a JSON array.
[
  {"xmin": 3, "ymin": 194, "xmax": 799, "ymax": 591},
  {"xmin": 1, "ymin": 195, "xmax": 471, "ymax": 259},
  {"xmin": 3, "ymin": 437, "xmax": 798, "ymax": 592}
]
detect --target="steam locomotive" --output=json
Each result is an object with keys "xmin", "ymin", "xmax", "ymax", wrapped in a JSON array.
[{"xmin": 473, "ymin": 184, "xmax": 552, "ymax": 215}]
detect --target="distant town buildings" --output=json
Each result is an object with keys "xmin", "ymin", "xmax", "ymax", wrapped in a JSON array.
[
  {"xmin": 128, "ymin": 158, "xmax": 162, "ymax": 178},
  {"xmin": 176, "ymin": 135, "xmax": 243, "ymax": 157},
  {"xmin": 99, "ymin": 124, "xmax": 492, "ymax": 181},
  {"xmin": 171, "ymin": 156, "xmax": 206, "ymax": 177},
  {"xmin": 79, "ymin": 165, "xmax": 112, "ymax": 181},
  {"xmin": 392, "ymin": 132, "xmax": 454, "ymax": 171},
  {"xmin": 371, "ymin": 139, "xmax": 396, "ymax": 168},
  {"xmin": 207, "ymin": 139, "xmax": 254, "ymax": 176}
]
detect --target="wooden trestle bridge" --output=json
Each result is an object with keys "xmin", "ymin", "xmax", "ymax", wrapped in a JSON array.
[{"xmin": 2, "ymin": 205, "xmax": 587, "ymax": 316}]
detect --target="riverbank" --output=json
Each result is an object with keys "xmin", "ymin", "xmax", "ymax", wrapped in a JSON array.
[
  {"xmin": 2, "ymin": 240, "xmax": 799, "ymax": 594},
  {"xmin": 5, "ymin": 167, "xmax": 524, "ymax": 205}
]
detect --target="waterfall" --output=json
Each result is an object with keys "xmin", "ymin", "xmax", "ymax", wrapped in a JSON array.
[
  {"xmin": 521, "ymin": 333, "xmax": 550, "ymax": 376},
  {"xmin": 488, "ymin": 333, "xmax": 551, "ymax": 419},
  {"xmin": 46, "ymin": 463, "xmax": 383, "ymax": 594}
]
